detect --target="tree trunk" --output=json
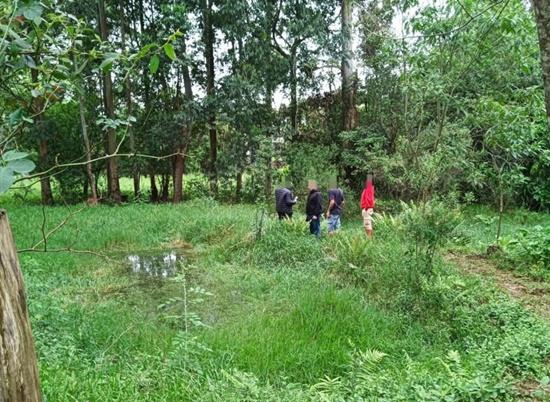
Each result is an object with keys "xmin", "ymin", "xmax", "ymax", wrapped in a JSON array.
[
  {"xmin": 173, "ymin": 39, "xmax": 194, "ymax": 203},
  {"xmin": 0, "ymin": 210, "xmax": 42, "ymax": 402},
  {"xmin": 119, "ymin": 0, "xmax": 140, "ymax": 198},
  {"xmin": 533, "ymin": 0, "xmax": 550, "ymax": 130},
  {"xmin": 78, "ymin": 94, "xmax": 98, "ymax": 204},
  {"xmin": 236, "ymin": 171, "xmax": 243, "ymax": 202},
  {"xmin": 202, "ymin": 0, "xmax": 218, "ymax": 196},
  {"xmin": 264, "ymin": 81, "xmax": 273, "ymax": 201},
  {"xmin": 289, "ymin": 47, "xmax": 298, "ymax": 136},
  {"xmin": 98, "ymin": 0, "xmax": 122, "ymax": 203},
  {"xmin": 173, "ymin": 140, "xmax": 187, "ymax": 203},
  {"xmin": 161, "ymin": 174, "xmax": 170, "ymax": 202},
  {"xmin": 150, "ymin": 172, "xmax": 159, "ymax": 203},
  {"xmin": 37, "ymin": 140, "xmax": 54, "ymax": 206},
  {"xmin": 341, "ymin": 0, "xmax": 358, "ymax": 184},
  {"xmin": 31, "ymin": 67, "xmax": 54, "ymax": 206}
]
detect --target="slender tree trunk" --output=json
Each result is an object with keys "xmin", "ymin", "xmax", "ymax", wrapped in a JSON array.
[
  {"xmin": 533, "ymin": 0, "xmax": 550, "ymax": 130},
  {"xmin": 289, "ymin": 47, "xmax": 298, "ymax": 136},
  {"xmin": 173, "ymin": 138, "xmax": 188, "ymax": 203},
  {"xmin": 161, "ymin": 174, "xmax": 170, "ymax": 202},
  {"xmin": 0, "ymin": 210, "xmax": 42, "ymax": 402},
  {"xmin": 264, "ymin": 89, "xmax": 273, "ymax": 202},
  {"xmin": 150, "ymin": 172, "xmax": 159, "ymax": 202},
  {"xmin": 236, "ymin": 171, "xmax": 243, "ymax": 202},
  {"xmin": 496, "ymin": 188, "xmax": 504, "ymax": 243},
  {"xmin": 341, "ymin": 0, "xmax": 358, "ymax": 184},
  {"xmin": 173, "ymin": 39, "xmax": 194, "ymax": 203},
  {"xmin": 202, "ymin": 0, "xmax": 218, "ymax": 196},
  {"xmin": 78, "ymin": 94, "xmax": 98, "ymax": 204},
  {"xmin": 119, "ymin": 0, "xmax": 140, "ymax": 198},
  {"xmin": 31, "ymin": 67, "xmax": 54, "ymax": 206},
  {"xmin": 263, "ymin": 0, "xmax": 275, "ymax": 200},
  {"xmin": 98, "ymin": 0, "xmax": 122, "ymax": 203},
  {"xmin": 37, "ymin": 140, "xmax": 53, "ymax": 205}
]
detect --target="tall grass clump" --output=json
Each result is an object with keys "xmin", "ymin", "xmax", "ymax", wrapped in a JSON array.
[{"xmin": 249, "ymin": 217, "xmax": 325, "ymax": 270}]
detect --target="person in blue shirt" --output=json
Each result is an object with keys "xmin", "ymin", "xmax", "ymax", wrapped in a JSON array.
[{"xmin": 325, "ymin": 185, "xmax": 344, "ymax": 235}]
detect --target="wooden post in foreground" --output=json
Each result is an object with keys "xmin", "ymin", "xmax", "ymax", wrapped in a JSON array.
[{"xmin": 0, "ymin": 210, "xmax": 41, "ymax": 402}]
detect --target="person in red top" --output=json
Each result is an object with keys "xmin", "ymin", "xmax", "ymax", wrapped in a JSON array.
[{"xmin": 360, "ymin": 173, "xmax": 375, "ymax": 238}]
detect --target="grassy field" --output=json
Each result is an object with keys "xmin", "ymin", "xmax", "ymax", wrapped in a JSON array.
[{"xmin": 1, "ymin": 195, "xmax": 549, "ymax": 401}]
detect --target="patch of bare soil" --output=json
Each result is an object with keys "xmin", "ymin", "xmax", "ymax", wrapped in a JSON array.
[{"xmin": 446, "ymin": 252, "xmax": 550, "ymax": 319}]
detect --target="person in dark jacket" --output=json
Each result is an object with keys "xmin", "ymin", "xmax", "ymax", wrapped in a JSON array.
[
  {"xmin": 306, "ymin": 180, "xmax": 323, "ymax": 237},
  {"xmin": 275, "ymin": 186, "xmax": 297, "ymax": 219}
]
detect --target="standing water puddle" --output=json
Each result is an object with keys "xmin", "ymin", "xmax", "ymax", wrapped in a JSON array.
[{"xmin": 126, "ymin": 251, "xmax": 186, "ymax": 278}]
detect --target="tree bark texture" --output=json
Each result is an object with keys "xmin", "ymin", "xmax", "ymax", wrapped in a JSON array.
[
  {"xmin": 341, "ymin": 0, "xmax": 358, "ymax": 184},
  {"xmin": 31, "ymin": 67, "xmax": 53, "ymax": 206},
  {"xmin": 0, "ymin": 210, "xmax": 42, "ymax": 402},
  {"xmin": 173, "ymin": 39, "xmax": 194, "ymax": 203},
  {"xmin": 119, "ymin": 2, "xmax": 140, "ymax": 198},
  {"xmin": 341, "ymin": 0, "xmax": 358, "ymax": 132},
  {"xmin": 78, "ymin": 93, "xmax": 98, "ymax": 204},
  {"xmin": 98, "ymin": 0, "xmax": 122, "ymax": 203},
  {"xmin": 202, "ymin": 0, "xmax": 218, "ymax": 196},
  {"xmin": 533, "ymin": 0, "xmax": 550, "ymax": 130}
]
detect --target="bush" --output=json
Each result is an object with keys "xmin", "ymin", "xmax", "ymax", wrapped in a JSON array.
[
  {"xmin": 400, "ymin": 201, "xmax": 461, "ymax": 275},
  {"xmin": 502, "ymin": 225, "xmax": 550, "ymax": 279},
  {"xmin": 183, "ymin": 175, "xmax": 210, "ymax": 200}
]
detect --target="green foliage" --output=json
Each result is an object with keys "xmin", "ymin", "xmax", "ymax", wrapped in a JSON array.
[
  {"xmin": 251, "ymin": 217, "xmax": 324, "ymax": 269},
  {"xmin": 0, "ymin": 150, "xmax": 35, "ymax": 194},
  {"xmin": 3, "ymin": 199, "xmax": 548, "ymax": 401},
  {"xmin": 503, "ymin": 226, "xmax": 550, "ymax": 279},
  {"xmin": 400, "ymin": 200, "xmax": 461, "ymax": 273}
]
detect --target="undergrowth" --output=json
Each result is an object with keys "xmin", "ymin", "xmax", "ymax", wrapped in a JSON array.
[{"xmin": 4, "ymin": 199, "xmax": 549, "ymax": 401}]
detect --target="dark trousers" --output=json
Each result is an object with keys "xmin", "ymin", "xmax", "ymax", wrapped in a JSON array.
[
  {"xmin": 278, "ymin": 212, "xmax": 292, "ymax": 220},
  {"xmin": 309, "ymin": 217, "xmax": 321, "ymax": 237}
]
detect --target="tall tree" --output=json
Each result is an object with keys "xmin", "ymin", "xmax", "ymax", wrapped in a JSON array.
[
  {"xmin": 78, "ymin": 87, "xmax": 98, "ymax": 204},
  {"xmin": 97, "ymin": 0, "xmax": 122, "ymax": 202},
  {"xmin": 119, "ymin": 0, "xmax": 140, "ymax": 198},
  {"xmin": 341, "ymin": 0, "xmax": 358, "ymax": 183},
  {"xmin": 173, "ymin": 38, "xmax": 194, "ymax": 203},
  {"xmin": 532, "ymin": 0, "xmax": 550, "ymax": 129},
  {"xmin": 201, "ymin": 0, "xmax": 218, "ymax": 196}
]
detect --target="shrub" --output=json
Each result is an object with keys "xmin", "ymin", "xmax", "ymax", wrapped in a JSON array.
[
  {"xmin": 502, "ymin": 225, "xmax": 550, "ymax": 279},
  {"xmin": 400, "ymin": 201, "xmax": 461, "ymax": 275},
  {"xmin": 183, "ymin": 175, "xmax": 210, "ymax": 200}
]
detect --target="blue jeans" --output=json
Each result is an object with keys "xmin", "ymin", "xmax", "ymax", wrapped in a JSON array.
[
  {"xmin": 309, "ymin": 217, "xmax": 321, "ymax": 237},
  {"xmin": 327, "ymin": 214, "xmax": 341, "ymax": 233}
]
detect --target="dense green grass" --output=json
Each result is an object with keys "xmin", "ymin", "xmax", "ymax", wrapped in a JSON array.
[{"xmin": 1, "ymin": 196, "xmax": 549, "ymax": 400}]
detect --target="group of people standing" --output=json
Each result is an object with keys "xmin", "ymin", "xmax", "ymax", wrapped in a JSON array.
[{"xmin": 274, "ymin": 174, "xmax": 375, "ymax": 238}]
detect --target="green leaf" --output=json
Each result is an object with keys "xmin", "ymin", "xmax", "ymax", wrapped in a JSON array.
[
  {"xmin": 0, "ymin": 167, "xmax": 15, "ymax": 194},
  {"xmin": 99, "ymin": 56, "xmax": 116, "ymax": 72},
  {"xmin": 23, "ymin": 55, "xmax": 36, "ymax": 68},
  {"xmin": 149, "ymin": 54, "xmax": 160, "ymax": 74},
  {"xmin": 163, "ymin": 43, "xmax": 177, "ymax": 61},
  {"xmin": 8, "ymin": 159, "xmax": 35, "ymax": 174},
  {"xmin": 17, "ymin": 2, "xmax": 44, "ymax": 20},
  {"xmin": 2, "ymin": 150, "xmax": 29, "ymax": 162},
  {"xmin": 135, "ymin": 43, "xmax": 155, "ymax": 59},
  {"xmin": 12, "ymin": 38, "xmax": 32, "ymax": 50}
]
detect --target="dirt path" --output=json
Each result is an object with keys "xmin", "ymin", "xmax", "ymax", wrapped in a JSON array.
[{"xmin": 446, "ymin": 252, "xmax": 550, "ymax": 319}]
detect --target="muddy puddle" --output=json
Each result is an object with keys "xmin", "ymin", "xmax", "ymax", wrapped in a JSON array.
[{"xmin": 126, "ymin": 251, "xmax": 186, "ymax": 278}]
